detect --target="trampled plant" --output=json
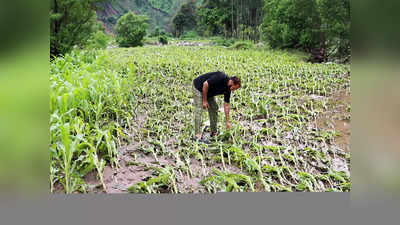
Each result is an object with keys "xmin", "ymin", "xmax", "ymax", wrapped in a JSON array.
[{"xmin": 50, "ymin": 45, "xmax": 350, "ymax": 193}]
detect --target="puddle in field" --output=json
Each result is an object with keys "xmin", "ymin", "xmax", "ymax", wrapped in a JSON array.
[
  {"xmin": 333, "ymin": 119, "xmax": 350, "ymax": 151},
  {"xmin": 103, "ymin": 152, "xmax": 174, "ymax": 193},
  {"xmin": 316, "ymin": 91, "xmax": 350, "ymax": 152}
]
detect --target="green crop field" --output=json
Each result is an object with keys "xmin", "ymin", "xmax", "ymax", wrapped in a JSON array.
[{"xmin": 50, "ymin": 45, "xmax": 350, "ymax": 193}]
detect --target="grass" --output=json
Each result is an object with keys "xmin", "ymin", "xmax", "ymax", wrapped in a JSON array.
[{"xmin": 50, "ymin": 45, "xmax": 350, "ymax": 193}]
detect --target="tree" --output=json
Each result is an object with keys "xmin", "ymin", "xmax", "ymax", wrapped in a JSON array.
[
  {"xmin": 197, "ymin": 0, "xmax": 264, "ymax": 40},
  {"xmin": 171, "ymin": 0, "xmax": 197, "ymax": 37},
  {"xmin": 259, "ymin": 0, "xmax": 350, "ymax": 61},
  {"xmin": 260, "ymin": 0, "xmax": 320, "ymax": 49},
  {"xmin": 197, "ymin": 0, "xmax": 233, "ymax": 37},
  {"xmin": 150, "ymin": 26, "xmax": 161, "ymax": 37},
  {"xmin": 50, "ymin": 0, "xmax": 108, "ymax": 57},
  {"xmin": 115, "ymin": 11, "xmax": 149, "ymax": 47},
  {"xmin": 319, "ymin": 0, "xmax": 350, "ymax": 59}
]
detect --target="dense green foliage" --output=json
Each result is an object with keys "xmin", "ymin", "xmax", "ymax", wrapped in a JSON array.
[
  {"xmin": 172, "ymin": 0, "xmax": 197, "ymax": 37},
  {"xmin": 86, "ymin": 30, "xmax": 112, "ymax": 49},
  {"xmin": 197, "ymin": 0, "xmax": 264, "ymax": 39},
  {"xmin": 50, "ymin": 50, "xmax": 133, "ymax": 193},
  {"xmin": 50, "ymin": 0, "xmax": 108, "ymax": 56},
  {"xmin": 115, "ymin": 11, "xmax": 149, "ymax": 47},
  {"xmin": 212, "ymin": 37, "xmax": 235, "ymax": 47},
  {"xmin": 260, "ymin": 0, "xmax": 350, "ymax": 60},
  {"xmin": 52, "ymin": 0, "xmax": 350, "ymax": 61},
  {"xmin": 179, "ymin": 30, "xmax": 199, "ymax": 40},
  {"xmin": 159, "ymin": 35, "xmax": 168, "ymax": 45},
  {"xmin": 50, "ymin": 46, "xmax": 350, "ymax": 193},
  {"xmin": 260, "ymin": 0, "xmax": 320, "ymax": 49},
  {"xmin": 97, "ymin": 0, "xmax": 187, "ymax": 33},
  {"xmin": 193, "ymin": 0, "xmax": 350, "ymax": 60},
  {"xmin": 318, "ymin": 0, "xmax": 351, "ymax": 59},
  {"xmin": 148, "ymin": 0, "xmax": 174, "ymax": 13},
  {"xmin": 149, "ymin": 27, "xmax": 161, "ymax": 37}
]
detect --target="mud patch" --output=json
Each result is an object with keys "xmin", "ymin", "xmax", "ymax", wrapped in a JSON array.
[
  {"xmin": 102, "ymin": 143, "xmax": 177, "ymax": 193},
  {"xmin": 176, "ymin": 160, "xmax": 204, "ymax": 193},
  {"xmin": 333, "ymin": 119, "xmax": 350, "ymax": 151},
  {"xmin": 83, "ymin": 170, "xmax": 104, "ymax": 193},
  {"xmin": 331, "ymin": 158, "xmax": 350, "ymax": 177},
  {"xmin": 316, "ymin": 91, "xmax": 350, "ymax": 152}
]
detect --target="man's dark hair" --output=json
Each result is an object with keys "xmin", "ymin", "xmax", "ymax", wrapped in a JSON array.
[{"xmin": 230, "ymin": 76, "xmax": 241, "ymax": 86}]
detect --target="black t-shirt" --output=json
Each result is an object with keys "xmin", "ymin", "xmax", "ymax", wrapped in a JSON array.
[{"xmin": 193, "ymin": 71, "xmax": 231, "ymax": 103}]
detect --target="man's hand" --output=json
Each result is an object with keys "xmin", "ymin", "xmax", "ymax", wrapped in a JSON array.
[
  {"xmin": 202, "ymin": 100, "xmax": 209, "ymax": 109},
  {"xmin": 224, "ymin": 102, "xmax": 230, "ymax": 130},
  {"xmin": 226, "ymin": 121, "xmax": 231, "ymax": 130}
]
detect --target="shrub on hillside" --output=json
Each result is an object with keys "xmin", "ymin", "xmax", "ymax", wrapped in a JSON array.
[
  {"xmin": 159, "ymin": 35, "xmax": 168, "ymax": 45},
  {"xmin": 86, "ymin": 31, "xmax": 112, "ymax": 49},
  {"xmin": 115, "ymin": 11, "xmax": 149, "ymax": 47}
]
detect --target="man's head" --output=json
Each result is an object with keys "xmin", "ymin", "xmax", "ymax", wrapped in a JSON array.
[{"xmin": 228, "ymin": 76, "xmax": 241, "ymax": 91}]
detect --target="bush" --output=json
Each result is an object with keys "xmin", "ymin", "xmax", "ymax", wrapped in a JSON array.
[
  {"xmin": 180, "ymin": 30, "xmax": 199, "ymax": 40},
  {"xmin": 212, "ymin": 37, "xmax": 235, "ymax": 47},
  {"xmin": 85, "ymin": 31, "xmax": 111, "ymax": 49},
  {"xmin": 163, "ymin": 32, "xmax": 174, "ymax": 38},
  {"xmin": 50, "ymin": 0, "xmax": 100, "ymax": 56},
  {"xmin": 115, "ymin": 11, "xmax": 149, "ymax": 47},
  {"xmin": 259, "ymin": 0, "xmax": 350, "ymax": 61},
  {"xmin": 229, "ymin": 41, "xmax": 254, "ymax": 50},
  {"xmin": 159, "ymin": 35, "xmax": 168, "ymax": 45},
  {"xmin": 150, "ymin": 27, "xmax": 160, "ymax": 37}
]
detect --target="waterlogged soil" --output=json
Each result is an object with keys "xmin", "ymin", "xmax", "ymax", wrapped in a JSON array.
[
  {"xmin": 82, "ymin": 110, "xmax": 248, "ymax": 193},
  {"xmin": 91, "ymin": 93, "xmax": 349, "ymax": 193},
  {"xmin": 316, "ymin": 91, "xmax": 350, "ymax": 152},
  {"xmin": 103, "ymin": 146, "xmax": 174, "ymax": 193},
  {"xmin": 99, "ymin": 141, "xmax": 245, "ymax": 193},
  {"xmin": 50, "ymin": 45, "xmax": 351, "ymax": 194},
  {"xmin": 83, "ymin": 91, "xmax": 351, "ymax": 194}
]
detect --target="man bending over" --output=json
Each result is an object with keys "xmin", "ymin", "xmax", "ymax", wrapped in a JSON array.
[{"xmin": 192, "ymin": 71, "xmax": 241, "ymax": 143}]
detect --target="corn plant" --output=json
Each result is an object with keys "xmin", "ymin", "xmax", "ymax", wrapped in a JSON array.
[{"xmin": 50, "ymin": 45, "xmax": 350, "ymax": 193}]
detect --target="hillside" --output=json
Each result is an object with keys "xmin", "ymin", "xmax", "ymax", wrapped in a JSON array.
[{"xmin": 97, "ymin": 0, "xmax": 189, "ymax": 33}]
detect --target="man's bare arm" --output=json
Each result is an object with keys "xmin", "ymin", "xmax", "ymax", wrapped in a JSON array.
[
  {"xmin": 224, "ymin": 102, "xmax": 230, "ymax": 129},
  {"xmin": 202, "ymin": 81, "xmax": 209, "ymax": 101},
  {"xmin": 202, "ymin": 81, "xmax": 209, "ymax": 109}
]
